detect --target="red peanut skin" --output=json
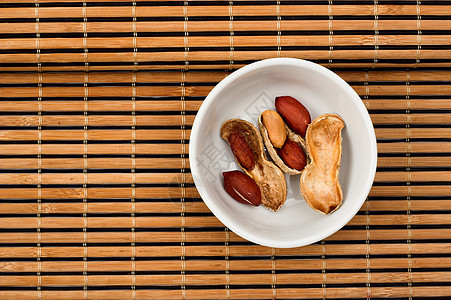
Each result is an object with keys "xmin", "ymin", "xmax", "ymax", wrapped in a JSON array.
[
  {"xmin": 228, "ymin": 131, "xmax": 255, "ymax": 170},
  {"xmin": 277, "ymin": 139, "xmax": 307, "ymax": 171},
  {"xmin": 275, "ymin": 96, "xmax": 311, "ymax": 137},
  {"xmin": 223, "ymin": 170, "xmax": 262, "ymax": 206}
]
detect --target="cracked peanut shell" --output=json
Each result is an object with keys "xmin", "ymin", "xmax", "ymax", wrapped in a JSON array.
[
  {"xmin": 258, "ymin": 111, "xmax": 308, "ymax": 176},
  {"xmin": 221, "ymin": 119, "xmax": 287, "ymax": 211},
  {"xmin": 300, "ymin": 114, "xmax": 345, "ymax": 214}
]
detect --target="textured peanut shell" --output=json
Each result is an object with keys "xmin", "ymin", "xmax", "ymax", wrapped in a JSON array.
[
  {"xmin": 221, "ymin": 119, "xmax": 287, "ymax": 211},
  {"xmin": 258, "ymin": 112, "xmax": 308, "ymax": 176},
  {"xmin": 300, "ymin": 114, "xmax": 345, "ymax": 214}
]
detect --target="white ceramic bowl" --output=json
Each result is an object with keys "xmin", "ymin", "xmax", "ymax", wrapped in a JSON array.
[{"xmin": 189, "ymin": 58, "xmax": 377, "ymax": 248}]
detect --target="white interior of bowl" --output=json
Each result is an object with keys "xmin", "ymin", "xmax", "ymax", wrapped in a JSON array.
[{"xmin": 189, "ymin": 58, "xmax": 377, "ymax": 248}]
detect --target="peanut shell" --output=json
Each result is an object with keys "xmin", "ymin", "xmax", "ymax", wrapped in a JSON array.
[
  {"xmin": 221, "ymin": 119, "xmax": 287, "ymax": 211},
  {"xmin": 258, "ymin": 111, "xmax": 309, "ymax": 176},
  {"xmin": 300, "ymin": 113, "xmax": 345, "ymax": 214}
]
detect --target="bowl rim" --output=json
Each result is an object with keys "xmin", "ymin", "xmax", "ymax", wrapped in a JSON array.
[{"xmin": 189, "ymin": 57, "xmax": 377, "ymax": 248}]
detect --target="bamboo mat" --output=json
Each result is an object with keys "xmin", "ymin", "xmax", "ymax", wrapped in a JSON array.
[{"xmin": 1, "ymin": 1, "xmax": 451, "ymax": 299}]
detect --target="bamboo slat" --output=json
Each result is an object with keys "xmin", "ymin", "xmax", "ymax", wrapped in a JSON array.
[
  {"xmin": 2, "ymin": 227, "xmax": 451, "ymax": 245},
  {"xmin": 2, "ymin": 112, "xmax": 450, "ymax": 127},
  {"xmin": 1, "ymin": 243, "xmax": 451, "ymax": 259},
  {"xmin": 4, "ymin": 255, "xmax": 451, "ymax": 274},
  {"xmin": 1, "ymin": 70, "xmax": 451, "ymax": 84},
  {"xmin": 4, "ymin": 62, "xmax": 451, "ymax": 72},
  {"xmin": 0, "ymin": 115, "xmax": 197, "ymax": 127},
  {"xmin": 0, "ymin": 130, "xmax": 191, "ymax": 141},
  {"xmin": 3, "ymin": 213, "xmax": 451, "ymax": 230},
  {"xmin": 2, "ymin": 85, "xmax": 451, "ymax": 100},
  {"xmin": 1, "ymin": 5, "xmax": 448, "ymax": 19},
  {"xmin": 2, "ymin": 35, "xmax": 450, "ymax": 50},
  {"xmin": 4, "ymin": 49, "xmax": 450, "ymax": 66},
  {"xmin": 0, "ymin": 101, "xmax": 203, "ymax": 112},
  {"xmin": 2, "ymin": 271, "xmax": 451, "ymax": 287},
  {"xmin": 0, "ymin": 197, "xmax": 450, "ymax": 214},
  {"xmin": 0, "ymin": 143, "xmax": 189, "ymax": 155},
  {"xmin": 0, "ymin": 157, "xmax": 189, "ymax": 169},
  {"xmin": 3, "ymin": 127, "xmax": 442, "ymax": 142},
  {"xmin": 3, "ymin": 19, "xmax": 451, "ymax": 35},
  {"xmin": 2, "ymin": 112, "xmax": 449, "ymax": 128},
  {"xmin": 1, "ymin": 287, "xmax": 450, "ymax": 300},
  {"xmin": 0, "ymin": 187, "xmax": 200, "ymax": 200}
]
